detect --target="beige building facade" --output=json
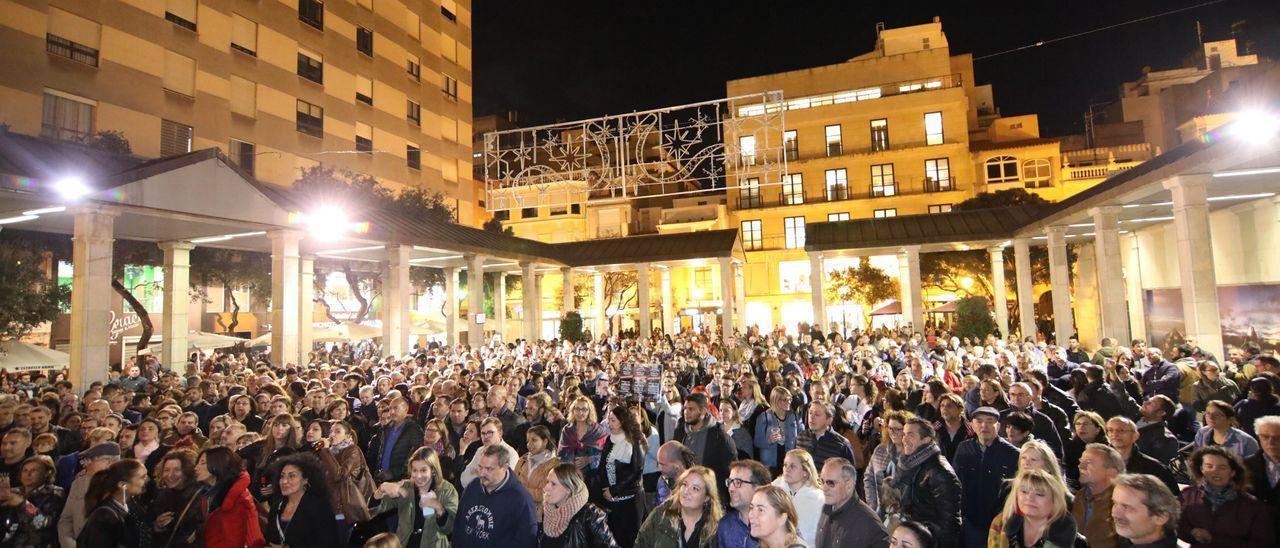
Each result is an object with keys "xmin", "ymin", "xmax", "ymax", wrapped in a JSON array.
[{"xmin": 0, "ymin": 0, "xmax": 481, "ymax": 224}]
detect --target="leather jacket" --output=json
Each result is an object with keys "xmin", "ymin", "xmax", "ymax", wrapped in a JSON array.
[
  {"xmin": 898, "ymin": 450, "xmax": 963, "ymax": 548},
  {"xmin": 538, "ymin": 503, "xmax": 618, "ymax": 548}
]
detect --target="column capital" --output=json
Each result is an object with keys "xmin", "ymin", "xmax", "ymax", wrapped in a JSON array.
[
  {"xmin": 560, "ymin": 265, "xmax": 573, "ymax": 273},
  {"xmin": 267, "ymin": 228, "xmax": 305, "ymax": 243},
  {"xmin": 899, "ymin": 244, "xmax": 921, "ymax": 254},
  {"xmin": 807, "ymin": 250, "xmax": 824, "ymax": 260},
  {"xmin": 1012, "ymin": 236, "xmax": 1033, "ymax": 248},
  {"xmin": 1045, "ymin": 225, "xmax": 1069, "ymax": 237},
  {"xmin": 67, "ymin": 203, "xmax": 122, "ymax": 218},
  {"xmin": 157, "ymin": 240, "xmax": 196, "ymax": 252},
  {"xmin": 988, "ymin": 244, "xmax": 1006, "ymax": 255},
  {"xmin": 1160, "ymin": 173, "xmax": 1213, "ymax": 192},
  {"xmin": 1087, "ymin": 205, "xmax": 1123, "ymax": 219}
]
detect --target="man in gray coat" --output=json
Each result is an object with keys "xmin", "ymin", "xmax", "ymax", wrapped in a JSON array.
[
  {"xmin": 815, "ymin": 458, "xmax": 889, "ymax": 548},
  {"xmin": 57, "ymin": 441, "xmax": 120, "ymax": 548}
]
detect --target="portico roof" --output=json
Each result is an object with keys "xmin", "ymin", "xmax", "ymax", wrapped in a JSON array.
[{"xmin": 804, "ymin": 205, "xmax": 1049, "ymax": 255}]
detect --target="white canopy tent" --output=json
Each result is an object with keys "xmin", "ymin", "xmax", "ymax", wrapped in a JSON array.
[{"xmin": 0, "ymin": 340, "xmax": 70, "ymax": 372}]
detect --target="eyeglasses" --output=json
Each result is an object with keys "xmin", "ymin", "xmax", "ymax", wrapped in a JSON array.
[
  {"xmin": 725, "ymin": 478, "xmax": 760, "ymax": 488},
  {"xmin": 822, "ymin": 479, "xmax": 844, "ymax": 488}
]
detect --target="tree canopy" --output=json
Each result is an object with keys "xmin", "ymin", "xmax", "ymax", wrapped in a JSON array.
[
  {"xmin": 955, "ymin": 188, "xmax": 1050, "ymax": 210},
  {"xmin": 0, "ymin": 238, "xmax": 70, "ymax": 341}
]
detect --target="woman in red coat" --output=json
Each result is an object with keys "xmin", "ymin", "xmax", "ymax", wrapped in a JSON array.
[{"xmin": 197, "ymin": 447, "xmax": 265, "ymax": 548}]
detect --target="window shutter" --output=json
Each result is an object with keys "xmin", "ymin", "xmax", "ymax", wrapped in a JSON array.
[
  {"xmin": 163, "ymin": 51, "xmax": 196, "ymax": 96},
  {"xmin": 231, "ymin": 15, "xmax": 256, "ymax": 54},
  {"xmin": 48, "ymin": 7, "xmax": 101, "ymax": 48},
  {"xmin": 230, "ymin": 76, "xmax": 255, "ymax": 117},
  {"xmin": 160, "ymin": 119, "xmax": 193, "ymax": 157},
  {"xmin": 166, "ymin": 0, "xmax": 197, "ymax": 23}
]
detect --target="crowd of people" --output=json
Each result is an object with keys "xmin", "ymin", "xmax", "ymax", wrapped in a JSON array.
[{"xmin": 1, "ymin": 324, "xmax": 1280, "ymax": 548}]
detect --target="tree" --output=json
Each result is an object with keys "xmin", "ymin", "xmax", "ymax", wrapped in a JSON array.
[
  {"xmin": 190, "ymin": 248, "xmax": 272, "ymax": 335},
  {"xmin": 483, "ymin": 216, "xmax": 513, "ymax": 236},
  {"xmin": 559, "ymin": 310, "xmax": 587, "ymax": 342},
  {"xmin": 0, "ymin": 238, "xmax": 70, "ymax": 341},
  {"xmin": 953, "ymin": 295, "xmax": 998, "ymax": 341},
  {"xmin": 602, "ymin": 271, "xmax": 637, "ymax": 335},
  {"xmin": 955, "ymin": 188, "xmax": 1050, "ymax": 210},
  {"xmin": 292, "ymin": 165, "xmax": 455, "ymax": 322},
  {"xmin": 826, "ymin": 261, "xmax": 899, "ymax": 330}
]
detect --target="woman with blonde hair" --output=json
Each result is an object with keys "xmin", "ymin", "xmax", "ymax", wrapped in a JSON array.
[
  {"xmin": 987, "ymin": 469, "xmax": 1078, "ymax": 548},
  {"xmin": 635, "ymin": 466, "xmax": 723, "ymax": 548},
  {"xmin": 770, "ymin": 449, "xmax": 823, "ymax": 544},
  {"xmin": 538, "ymin": 463, "xmax": 617, "ymax": 547},
  {"xmin": 559, "ymin": 396, "xmax": 607, "ymax": 474},
  {"xmin": 747, "ymin": 485, "xmax": 805, "ymax": 548},
  {"xmin": 754, "ymin": 387, "xmax": 800, "ymax": 474},
  {"xmin": 371, "ymin": 447, "xmax": 459, "ymax": 548}
]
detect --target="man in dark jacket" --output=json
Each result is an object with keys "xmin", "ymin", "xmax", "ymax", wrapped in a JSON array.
[
  {"xmin": 455, "ymin": 445, "xmax": 537, "ymax": 548},
  {"xmin": 673, "ymin": 393, "xmax": 737, "ymax": 504},
  {"xmin": 1081, "ymin": 365, "xmax": 1141, "ymax": 420},
  {"xmin": 1245, "ymin": 416, "xmax": 1280, "ymax": 541},
  {"xmin": 368, "ymin": 397, "xmax": 424, "ymax": 481},
  {"xmin": 953, "ymin": 407, "xmax": 1018, "ymax": 548},
  {"xmin": 1135, "ymin": 395, "xmax": 1180, "ymax": 464},
  {"xmin": 1140, "ymin": 349, "xmax": 1181, "ymax": 402},
  {"xmin": 1106, "ymin": 416, "xmax": 1178, "ymax": 495},
  {"xmin": 934, "ymin": 394, "xmax": 973, "ymax": 464},
  {"xmin": 894, "ymin": 418, "xmax": 962, "ymax": 548},
  {"xmin": 797, "ymin": 401, "xmax": 855, "ymax": 473},
  {"xmin": 816, "ymin": 458, "xmax": 889, "ymax": 548},
  {"xmin": 1003, "ymin": 383, "xmax": 1063, "ymax": 457}
]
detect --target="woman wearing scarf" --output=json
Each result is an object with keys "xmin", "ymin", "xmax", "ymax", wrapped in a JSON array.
[
  {"xmin": 865, "ymin": 410, "xmax": 912, "ymax": 514},
  {"xmin": 596, "ymin": 406, "xmax": 644, "ymax": 548},
  {"xmin": 314, "ymin": 420, "xmax": 374, "ymax": 542},
  {"xmin": 1177, "ymin": 446, "xmax": 1274, "ymax": 547},
  {"xmin": 517, "ymin": 425, "xmax": 561, "ymax": 521},
  {"xmin": 559, "ymin": 396, "xmax": 607, "ymax": 474},
  {"xmin": 540, "ymin": 463, "xmax": 618, "ymax": 548}
]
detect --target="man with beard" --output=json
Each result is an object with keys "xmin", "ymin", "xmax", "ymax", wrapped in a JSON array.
[
  {"xmin": 718, "ymin": 459, "xmax": 771, "ymax": 548},
  {"xmin": 163, "ymin": 412, "xmax": 207, "ymax": 448},
  {"xmin": 673, "ymin": 393, "xmax": 736, "ymax": 504}
]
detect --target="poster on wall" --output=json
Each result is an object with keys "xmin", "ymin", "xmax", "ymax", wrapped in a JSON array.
[{"xmin": 1144, "ymin": 284, "xmax": 1280, "ymax": 353}]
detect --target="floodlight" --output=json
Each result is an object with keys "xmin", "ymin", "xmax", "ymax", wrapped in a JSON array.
[
  {"xmin": 54, "ymin": 176, "xmax": 91, "ymax": 200},
  {"xmin": 1229, "ymin": 109, "xmax": 1280, "ymax": 143}
]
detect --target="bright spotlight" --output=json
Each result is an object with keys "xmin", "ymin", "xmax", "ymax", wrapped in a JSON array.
[
  {"xmin": 289, "ymin": 206, "xmax": 368, "ymax": 241},
  {"xmin": 53, "ymin": 176, "xmax": 91, "ymax": 200},
  {"xmin": 1229, "ymin": 109, "xmax": 1280, "ymax": 143}
]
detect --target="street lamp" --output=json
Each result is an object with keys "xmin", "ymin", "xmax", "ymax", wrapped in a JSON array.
[
  {"xmin": 53, "ymin": 176, "xmax": 91, "ymax": 200},
  {"xmin": 1229, "ymin": 109, "xmax": 1279, "ymax": 143},
  {"xmin": 288, "ymin": 205, "xmax": 370, "ymax": 241}
]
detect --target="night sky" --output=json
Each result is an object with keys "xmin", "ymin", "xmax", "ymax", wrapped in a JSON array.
[{"xmin": 473, "ymin": 0, "xmax": 1279, "ymax": 137}]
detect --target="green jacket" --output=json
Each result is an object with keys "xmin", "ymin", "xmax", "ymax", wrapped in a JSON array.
[
  {"xmin": 374, "ymin": 480, "xmax": 459, "ymax": 548},
  {"xmin": 634, "ymin": 503, "xmax": 717, "ymax": 548}
]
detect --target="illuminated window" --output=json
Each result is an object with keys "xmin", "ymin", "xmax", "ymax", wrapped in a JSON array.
[
  {"xmin": 828, "ymin": 212, "xmax": 850, "ymax": 222},
  {"xmin": 741, "ymin": 220, "xmax": 763, "ymax": 251},
  {"xmin": 870, "ymin": 164, "xmax": 896, "ymax": 197},
  {"xmin": 1023, "ymin": 159, "xmax": 1052, "ymax": 188},
  {"xmin": 783, "ymin": 130, "xmax": 798, "ymax": 161},
  {"xmin": 825, "ymin": 125, "xmax": 842, "ymax": 156},
  {"xmin": 739, "ymin": 178, "xmax": 761, "ymax": 208},
  {"xmin": 874, "ymin": 209, "xmax": 897, "ymax": 218},
  {"xmin": 985, "ymin": 156, "xmax": 1020, "ymax": 183},
  {"xmin": 739, "ymin": 135, "xmax": 756, "ymax": 166},
  {"xmin": 870, "ymin": 119, "xmax": 889, "ymax": 151},
  {"xmin": 784, "ymin": 216, "xmax": 805, "ymax": 249},
  {"xmin": 924, "ymin": 112, "xmax": 943, "ymax": 145},
  {"xmin": 825, "ymin": 169, "xmax": 848, "ymax": 201},
  {"xmin": 928, "ymin": 204, "xmax": 952, "ymax": 214},
  {"xmin": 781, "ymin": 174, "xmax": 804, "ymax": 205},
  {"xmin": 925, "ymin": 158, "xmax": 951, "ymax": 192}
]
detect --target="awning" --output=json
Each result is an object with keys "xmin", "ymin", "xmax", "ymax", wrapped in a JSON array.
[
  {"xmin": 868, "ymin": 300, "xmax": 901, "ymax": 316},
  {"xmin": 0, "ymin": 341, "xmax": 70, "ymax": 371},
  {"xmin": 188, "ymin": 331, "xmax": 248, "ymax": 350}
]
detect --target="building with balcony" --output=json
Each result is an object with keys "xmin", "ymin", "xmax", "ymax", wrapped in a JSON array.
[{"xmin": 0, "ymin": 0, "xmax": 482, "ymax": 224}]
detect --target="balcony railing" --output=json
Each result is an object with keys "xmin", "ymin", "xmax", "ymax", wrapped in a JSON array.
[{"xmin": 733, "ymin": 177, "xmax": 961, "ymax": 210}]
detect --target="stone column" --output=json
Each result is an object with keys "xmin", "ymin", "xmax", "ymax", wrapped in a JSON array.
[
  {"xmin": 1123, "ymin": 234, "xmax": 1147, "ymax": 343},
  {"xmin": 269, "ymin": 230, "xmax": 303, "ymax": 366},
  {"xmin": 382, "ymin": 245, "xmax": 411, "ymax": 358},
  {"xmin": 637, "ymin": 263, "xmax": 651, "ymax": 339},
  {"xmin": 520, "ymin": 262, "xmax": 537, "ymax": 341},
  {"xmin": 561, "ymin": 267, "xmax": 575, "ymax": 315},
  {"xmin": 988, "ymin": 245, "xmax": 1009, "ymax": 338},
  {"xmin": 733, "ymin": 263, "xmax": 746, "ymax": 331},
  {"xmin": 660, "ymin": 267, "xmax": 674, "ymax": 336},
  {"xmin": 159, "ymin": 241, "xmax": 195, "ymax": 372},
  {"xmin": 495, "ymin": 271, "xmax": 507, "ymax": 342},
  {"xmin": 808, "ymin": 252, "xmax": 827, "ymax": 332},
  {"xmin": 1075, "ymin": 242, "xmax": 1102, "ymax": 349},
  {"xmin": 1090, "ymin": 206, "xmax": 1131, "ymax": 344},
  {"xmin": 719, "ymin": 256, "xmax": 735, "ymax": 342},
  {"xmin": 1045, "ymin": 226, "xmax": 1075, "ymax": 344},
  {"xmin": 898, "ymin": 246, "xmax": 924, "ymax": 331},
  {"xmin": 298, "ymin": 256, "xmax": 315, "ymax": 361},
  {"xmin": 467, "ymin": 254, "xmax": 485, "ymax": 346},
  {"xmin": 444, "ymin": 266, "xmax": 458, "ymax": 347},
  {"xmin": 1163, "ymin": 174, "xmax": 1223, "ymax": 358},
  {"xmin": 534, "ymin": 273, "xmax": 544, "ymax": 338},
  {"xmin": 1013, "ymin": 238, "xmax": 1037, "ymax": 340},
  {"xmin": 593, "ymin": 271, "xmax": 606, "ymax": 338},
  {"xmin": 68, "ymin": 206, "xmax": 117, "ymax": 390}
]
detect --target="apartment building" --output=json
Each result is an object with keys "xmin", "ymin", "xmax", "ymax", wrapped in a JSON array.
[{"xmin": 0, "ymin": 0, "xmax": 481, "ymax": 223}]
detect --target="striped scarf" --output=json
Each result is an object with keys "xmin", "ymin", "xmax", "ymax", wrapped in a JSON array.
[{"xmin": 543, "ymin": 486, "xmax": 589, "ymax": 538}]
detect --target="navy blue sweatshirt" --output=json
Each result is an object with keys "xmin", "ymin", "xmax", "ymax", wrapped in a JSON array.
[{"xmin": 454, "ymin": 471, "xmax": 537, "ymax": 548}]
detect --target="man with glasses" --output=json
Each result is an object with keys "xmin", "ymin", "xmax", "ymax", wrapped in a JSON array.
[
  {"xmin": 1105, "ymin": 416, "xmax": 1178, "ymax": 495},
  {"xmin": 815, "ymin": 457, "xmax": 887, "ymax": 548},
  {"xmin": 460, "ymin": 417, "xmax": 518, "ymax": 488},
  {"xmin": 718, "ymin": 459, "xmax": 771, "ymax": 548}
]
